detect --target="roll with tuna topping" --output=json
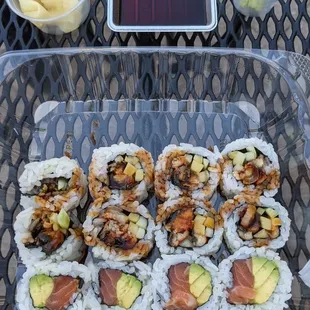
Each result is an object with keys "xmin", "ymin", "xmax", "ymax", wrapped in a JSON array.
[
  {"xmin": 14, "ymin": 207, "xmax": 87, "ymax": 267},
  {"xmin": 155, "ymin": 197, "xmax": 223, "ymax": 256},
  {"xmin": 155, "ymin": 144, "xmax": 221, "ymax": 201},
  {"xmin": 87, "ymin": 260, "xmax": 153, "ymax": 310},
  {"xmin": 19, "ymin": 157, "xmax": 87, "ymax": 211},
  {"xmin": 221, "ymin": 138, "xmax": 280, "ymax": 198},
  {"xmin": 83, "ymin": 199, "xmax": 155, "ymax": 261},
  {"xmin": 220, "ymin": 195, "xmax": 290, "ymax": 253},
  {"xmin": 15, "ymin": 261, "xmax": 91, "ymax": 310},
  {"xmin": 152, "ymin": 253, "xmax": 220, "ymax": 310},
  {"xmin": 88, "ymin": 143, "xmax": 154, "ymax": 203},
  {"xmin": 218, "ymin": 247, "xmax": 292, "ymax": 310}
]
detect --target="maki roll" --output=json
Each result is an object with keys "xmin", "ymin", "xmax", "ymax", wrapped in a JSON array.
[
  {"xmin": 88, "ymin": 143, "xmax": 154, "ymax": 203},
  {"xmin": 155, "ymin": 197, "xmax": 223, "ymax": 255},
  {"xmin": 220, "ymin": 195, "xmax": 290, "ymax": 253},
  {"xmin": 83, "ymin": 199, "xmax": 155, "ymax": 261},
  {"xmin": 87, "ymin": 260, "xmax": 153, "ymax": 309},
  {"xmin": 155, "ymin": 144, "xmax": 221, "ymax": 201},
  {"xmin": 19, "ymin": 157, "xmax": 87, "ymax": 211},
  {"xmin": 221, "ymin": 138, "xmax": 280, "ymax": 198},
  {"xmin": 152, "ymin": 253, "xmax": 220, "ymax": 310},
  {"xmin": 218, "ymin": 247, "xmax": 292, "ymax": 310},
  {"xmin": 16, "ymin": 261, "xmax": 91, "ymax": 310},
  {"xmin": 14, "ymin": 207, "xmax": 87, "ymax": 266}
]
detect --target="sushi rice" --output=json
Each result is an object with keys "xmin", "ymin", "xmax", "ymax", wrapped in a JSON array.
[
  {"xmin": 14, "ymin": 208, "xmax": 86, "ymax": 267},
  {"xmin": 83, "ymin": 199, "xmax": 155, "ymax": 261},
  {"xmin": 88, "ymin": 143, "xmax": 154, "ymax": 203},
  {"xmin": 86, "ymin": 260, "xmax": 153, "ymax": 310},
  {"xmin": 155, "ymin": 197, "xmax": 224, "ymax": 255},
  {"xmin": 218, "ymin": 247, "xmax": 292, "ymax": 310},
  {"xmin": 155, "ymin": 143, "xmax": 222, "ymax": 201},
  {"xmin": 220, "ymin": 195, "xmax": 290, "ymax": 253},
  {"xmin": 16, "ymin": 261, "xmax": 91, "ymax": 310},
  {"xmin": 19, "ymin": 157, "xmax": 87, "ymax": 211},
  {"xmin": 221, "ymin": 138, "xmax": 280, "ymax": 198},
  {"xmin": 152, "ymin": 252, "xmax": 221, "ymax": 310}
]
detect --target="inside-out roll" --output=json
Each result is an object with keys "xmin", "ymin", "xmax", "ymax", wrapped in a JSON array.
[
  {"xmin": 220, "ymin": 195, "xmax": 290, "ymax": 253},
  {"xmin": 14, "ymin": 207, "xmax": 87, "ymax": 266},
  {"xmin": 19, "ymin": 156, "xmax": 87, "ymax": 211},
  {"xmin": 218, "ymin": 247, "xmax": 292, "ymax": 310},
  {"xmin": 88, "ymin": 143, "xmax": 154, "ymax": 203},
  {"xmin": 155, "ymin": 197, "xmax": 223, "ymax": 255},
  {"xmin": 220, "ymin": 138, "xmax": 280, "ymax": 198},
  {"xmin": 152, "ymin": 253, "xmax": 220, "ymax": 310},
  {"xmin": 155, "ymin": 144, "xmax": 222, "ymax": 201},
  {"xmin": 83, "ymin": 199, "xmax": 155, "ymax": 261},
  {"xmin": 15, "ymin": 261, "xmax": 91, "ymax": 310}
]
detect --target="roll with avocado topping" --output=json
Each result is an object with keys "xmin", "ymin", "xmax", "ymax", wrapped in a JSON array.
[
  {"xmin": 83, "ymin": 199, "xmax": 155, "ymax": 261},
  {"xmin": 218, "ymin": 247, "xmax": 292, "ymax": 310},
  {"xmin": 221, "ymin": 138, "xmax": 280, "ymax": 198},
  {"xmin": 155, "ymin": 144, "xmax": 221, "ymax": 202},
  {"xmin": 155, "ymin": 197, "xmax": 223, "ymax": 256},
  {"xmin": 87, "ymin": 260, "xmax": 153, "ymax": 309},
  {"xmin": 88, "ymin": 143, "xmax": 154, "ymax": 203},
  {"xmin": 19, "ymin": 156, "xmax": 87, "ymax": 212},
  {"xmin": 14, "ymin": 207, "xmax": 87, "ymax": 267},
  {"xmin": 220, "ymin": 195, "xmax": 290, "ymax": 253},
  {"xmin": 16, "ymin": 261, "xmax": 91, "ymax": 310},
  {"xmin": 152, "ymin": 253, "xmax": 220, "ymax": 310}
]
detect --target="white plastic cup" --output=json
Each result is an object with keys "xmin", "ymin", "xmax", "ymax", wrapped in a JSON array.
[{"xmin": 5, "ymin": 0, "xmax": 90, "ymax": 35}]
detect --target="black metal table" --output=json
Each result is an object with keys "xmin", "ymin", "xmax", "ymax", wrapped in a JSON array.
[{"xmin": 0, "ymin": 0, "xmax": 309, "ymax": 54}]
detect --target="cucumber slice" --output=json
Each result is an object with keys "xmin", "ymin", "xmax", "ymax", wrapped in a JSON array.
[{"xmin": 57, "ymin": 209, "xmax": 70, "ymax": 229}]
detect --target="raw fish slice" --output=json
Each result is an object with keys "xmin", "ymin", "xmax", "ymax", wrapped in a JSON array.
[
  {"xmin": 165, "ymin": 290, "xmax": 198, "ymax": 310},
  {"xmin": 99, "ymin": 269, "xmax": 122, "ymax": 306}
]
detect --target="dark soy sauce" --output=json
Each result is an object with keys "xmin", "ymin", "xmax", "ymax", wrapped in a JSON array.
[{"xmin": 118, "ymin": 0, "xmax": 207, "ymax": 26}]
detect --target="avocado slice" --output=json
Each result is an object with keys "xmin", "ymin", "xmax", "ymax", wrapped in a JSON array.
[
  {"xmin": 252, "ymin": 268, "xmax": 280, "ymax": 304},
  {"xmin": 57, "ymin": 178, "xmax": 67, "ymax": 190},
  {"xmin": 190, "ymin": 271, "xmax": 211, "ymax": 298},
  {"xmin": 57, "ymin": 209, "xmax": 70, "ymax": 229},
  {"xmin": 197, "ymin": 284, "xmax": 212, "ymax": 305},
  {"xmin": 265, "ymin": 208, "xmax": 278, "ymax": 219},
  {"xmin": 117, "ymin": 273, "xmax": 142, "ymax": 309},
  {"xmin": 29, "ymin": 274, "xmax": 54, "ymax": 308},
  {"xmin": 189, "ymin": 264, "xmax": 205, "ymax": 285},
  {"xmin": 252, "ymin": 257, "xmax": 268, "ymax": 275},
  {"xmin": 254, "ymin": 260, "xmax": 277, "ymax": 289}
]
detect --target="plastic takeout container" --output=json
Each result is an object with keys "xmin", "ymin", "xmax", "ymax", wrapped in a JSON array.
[
  {"xmin": 5, "ymin": 0, "xmax": 90, "ymax": 35},
  {"xmin": 107, "ymin": 0, "xmax": 218, "ymax": 32},
  {"xmin": 0, "ymin": 48, "xmax": 310, "ymax": 308}
]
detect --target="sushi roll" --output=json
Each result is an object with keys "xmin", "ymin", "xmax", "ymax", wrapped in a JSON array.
[
  {"xmin": 16, "ymin": 261, "xmax": 91, "ymax": 310},
  {"xmin": 152, "ymin": 253, "xmax": 220, "ymax": 310},
  {"xmin": 221, "ymin": 138, "xmax": 280, "ymax": 198},
  {"xmin": 155, "ymin": 144, "xmax": 221, "ymax": 201},
  {"xmin": 218, "ymin": 247, "xmax": 292, "ymax": 310},
  {"xmin": 14, "ymin": 207, "xmax": 87, "ymax": 266},
  {"xmin": 220, "ymin": 195, "xmax": 290, "ymax": 253},
  {"xmin": 83, "ymin": 199, "xmax": 155, "ymax": 261},
  {"xmin": 87, "ymin": 260, "xmax": 153, "ymax": 309},
  {"xmin": 19, "ymin": 157, "xmax": 87, "ymax": 211},
  {"xmin": 155, "ymin": 197, "xmax": 223, "ymax": 255},
  {"xmin": 88, "ymin": 143, "xmax": 154, "ymax": 203}
]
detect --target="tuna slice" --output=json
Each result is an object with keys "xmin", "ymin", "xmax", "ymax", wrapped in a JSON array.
[
  {"xmin": 165, "ymin": 263, "xmax": 198, "ymax": 310},
  {"xmin": 99, "ymin": 269, "xmax": 122, "ymax": 306},
  {"xmin": 46, "ymin": 276, "xmax": 79, "ymax": 310},
  {"xmin": 227, "ymin": 259, "xmax": 256, "ymax": 305}
]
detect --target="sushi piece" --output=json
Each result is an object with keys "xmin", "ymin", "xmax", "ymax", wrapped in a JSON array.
[
  {"xmin": 15, "ymin": 261, "xmax": 91, "ymax": 310},
  {"xmin": 152, "ymin": 253, "xmax": 220, "ymax": 310},
  {"xmin": 83, "ymin": 199, "xmax": 155, "ymax": 261},
  {"xmin": 87, "ymin": 260, "xmax": 153, "ymax": 309},
  {"xmin": 155, "ymin": 197, "xmax": 223, "ymax": 255},
  {"xmin": 88, "ymin": 143, "xmax": 154, "ymax": 203},
  {"xmin": 220, "ymin": 195, "xmax": 290, "ymax": 253},
  {"xmin": 19, "ymin": 156, "xmax": 87, "ymax": 211},
  {"xmin": 218, "ymin": 247, "xmax": 292, "ymax": 310},
  {"xmin": 155, "ymin": 143, "xmax": 221, "ymax": 201},
  {"xmin": 221, "ymin": 138, "xmax": 280, "ymax": 198},
  {"xmin": 14, "ymin": 207, "xmax": 87, "ymax": 266}
]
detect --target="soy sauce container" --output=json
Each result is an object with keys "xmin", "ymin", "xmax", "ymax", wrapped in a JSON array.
[{"xmin": 107, "ymin": 0, "xmax": 217, "ymax": 32}]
